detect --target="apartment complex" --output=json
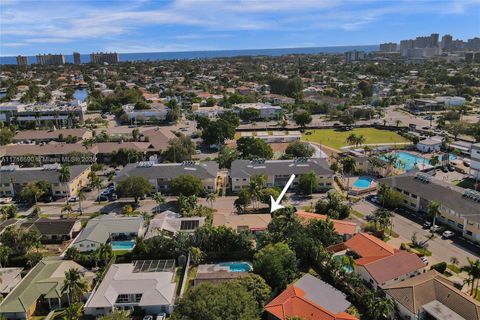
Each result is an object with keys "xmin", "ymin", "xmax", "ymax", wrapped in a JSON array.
[
  {"xmin": 116, "ymin": 161, "xmax": 219, "ymax": 193},
  {"xmin": 233, "ymin": 102, "xmax": 282, "ymax": 119},
  {"xmin": 15, "ymin": 55, "xmax": 28, "ymax": 66},
  {"xmin": 379, "ymin": 42, "xmax": 398, "ymax": 52},
  {"xmin": 36, "ymin": 54, "xmax": 65, "ymax": 65},
  {"xmin": 380, "ymin": 172, "xmax": 480, "ymax": 243},
  {"xmin": 90, "ymin": 52, "xmax": 120, "ymax": 64},
  {"xmin": 230, "ymin": 158, "xmax": 334, "ymax": 192},
  {"xmin": 344, "ymin": 50, "xmax": 366, "ymax": 62},
  {"xmin": 0, "ymin": 101, "xmax": 87, "ymax": 126},
  {"xmin": 0, "ymin": 164, "xmax": 91, "ymax": 198},
  {"xmin": 122, "ymin": 103, "xmax": 169, "ymax": 123},
  {"xmin": 470, "ymin": 143, "xmax": 480, "ymax": 181}
]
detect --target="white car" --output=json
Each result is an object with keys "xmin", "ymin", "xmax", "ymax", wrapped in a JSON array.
[
  {"xmin": 420, "ymin": 256, "xmax": 429, "ymax": 265},
  {"xmin": 430, "ymin": 225, "xmax": 442, "ymax": 233},
  {"xmin": 143, "ymin": 316, "xmax": 153, "ymax": 320},
  {"xmin": 68, "ymin": 196, "xmax": 79, "ymax": 202},
  {"xmin": 442, "ymin": 230, "xmax": 455, "ymax": 239},
  {"xmin": 0, "ymin": 197, "xmax": 13, "ymax": 204}
]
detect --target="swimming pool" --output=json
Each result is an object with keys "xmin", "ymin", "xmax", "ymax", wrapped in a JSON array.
[
  {"xmin": 353, "ymin": 176, "xmax": 373, "ymax": 189},
  {"xmin": 334, "ymin": 255, "xmax": 353, "ymax": 273},
  {"xmin": 111, "ymin": 240, "xmax": 135, "ymax": 251},
  {"xmin": 381, "ymin": 152, "xmax": 456, "ymax": 171},
  {"xmin": 218, "ymin": 262, "xmax": 253, "ymax": 272}
]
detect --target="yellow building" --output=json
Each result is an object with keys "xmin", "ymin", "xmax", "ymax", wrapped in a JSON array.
[{"xmin": 0, "ymin": 164, "xmax": 91, "ymax": 198}]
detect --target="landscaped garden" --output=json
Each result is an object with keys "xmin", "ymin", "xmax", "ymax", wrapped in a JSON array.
[{"xmin": 301, "ymin": 128, "xmax": 409, "ymax": 150}]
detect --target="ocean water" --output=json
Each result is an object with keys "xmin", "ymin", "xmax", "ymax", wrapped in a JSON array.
[{"xmin": 0, "ymin": 45, "xmax": 378, "ymax": 65}]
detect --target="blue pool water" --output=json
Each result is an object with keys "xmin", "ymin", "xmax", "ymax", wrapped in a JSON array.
[
  {"xmin": 111, "ymin": 240, "xmax": 135, "ymax": 251},
  {"xmin": 353, "ymin": 177, "xmax": 373, "ymax": 189},
  {"xmin": 334, "ymin": 256, "xmax": 353, "ymax": 273},
  {"xmin": 219, "ymin": 262, "xmax": 253, "ymax": 272},
  {"xmin": 381, "ymin": 152, "xmax": 456, "ymax": 171}
]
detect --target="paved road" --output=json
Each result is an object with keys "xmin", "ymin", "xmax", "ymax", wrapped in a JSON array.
[{"xmin": 353, "ymin": 200, "xmax": 479, "ymax": 265}]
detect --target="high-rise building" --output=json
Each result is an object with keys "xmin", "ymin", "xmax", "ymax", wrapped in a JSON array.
[
  {"xmin": 441, "ymin": 34, "xmax": 453, "ymax": 50},
  {"xmin": 379, "ymin": 42, "xmax": 398, "ymax": 52},
  {"xmin": 344, "ymin": 50, "xmax": 366, "ymax": 62},
  {"xmin": 90, "ymin": 52, "xmax": 119, "ymax": 64},
  {"xmin": 16, "ymin": 55, "xmax": 28, "ymax": 66},
  {"xmin": 467, "ymin": 37, "xmax": 480, "ymax": 51},
  {"xmin": 36, "ymin": 54, "xmax": 65, "ymax": 65},
  {"xmin": 73, "ymin": 52, "xmax": 81, "ymax": 64}
]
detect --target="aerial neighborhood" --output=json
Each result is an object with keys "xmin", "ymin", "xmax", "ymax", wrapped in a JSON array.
[{"xmin": 1, "ymin": 31, "xmax": 480, "ymax": 320}]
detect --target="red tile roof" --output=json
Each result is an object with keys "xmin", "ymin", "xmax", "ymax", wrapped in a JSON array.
[
  {"xmin": 296, "ymin": 211, "xmax": 358, "ymax": 236},
  {"xmin": 361, "ymin": 251, "xmax": 425, "ymax": 285},
  {"xmin": 344, "ymin": 233, "xmax": 398, "ymax": 260},
  {"xmin": 265, "ymin": 285, "xmax": 357, "ymax": 320}
]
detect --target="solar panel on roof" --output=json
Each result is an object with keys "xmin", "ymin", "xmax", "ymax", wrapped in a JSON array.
[{"xmin": 132, "ymin": 259, "xmax": 176, "ymax": 273}]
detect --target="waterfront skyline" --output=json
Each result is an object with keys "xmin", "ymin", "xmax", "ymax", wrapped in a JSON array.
[{"xmin": 1, "ymin": 0, "xmax": 480, "ymax": 56}]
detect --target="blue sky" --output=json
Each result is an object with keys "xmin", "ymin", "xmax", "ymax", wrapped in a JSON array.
[{"xmin": 1, "ymin": 0, "xmax": 479, "ymax": 56}]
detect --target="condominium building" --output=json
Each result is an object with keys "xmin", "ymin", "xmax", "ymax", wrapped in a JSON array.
[
  {"xmin": 73, "ymin": 52, "xmax": 81, "ymax": 64},
  {"xmin": 344, "ymin": 50, "xmax": 366, "ymax": 62},
  {"xmin": 379, "ymin": 42, "xmax": 398, "ymax": 52},
  {"xmin": 0, "ymin": 164, "xmax": 91, "ymax": 198},
  {"xmin": 115, "ymin": 161, "xmax": 220, "ymax": 193},
  {"xmin": 470, "ymin": 143, "xmax": 480, "ymax": 181},
  {"xmin": 0, "ymin": 101, "xmax": 87, "ymax": 127},
  {"xmin": 380, "ymin": 172, "xmax": 480, "ymax": 243},
  {"xmin": 233, "ymin": 102, "xmax": 283, "ymax": 120},
  {"xmin": 16, "ymin": 55, "xmax": 28, "ymax": 66},
  {"xmin": 36, "ymin": 54, "xmax": 65, "ymax": 65},
  {"xmin": 230, "ymin": 158, "xmax": 334, "ymax": 192},
  {"xmin": 90, "ymin": 52, "xmax": 120, "ymax": 64}
]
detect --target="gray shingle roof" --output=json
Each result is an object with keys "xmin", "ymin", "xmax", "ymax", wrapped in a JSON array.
[
  {"xmin": 0, "ymin": 165, "xmax": 90, "ymax": 185},
  {"xmin": 74, "ymin": 216, "xmax": 144, "ymax": 245},
  {"xmin": 116, "ymin": 161, "xmax": 219, "ymax": 181},
  {"xmin": 230, "ymin": 158, "xmax": 333, "ymax": 178},
  {"xmin": 380, "ymin": 172, "xmax": 480, "ymax": 223},
  {"xmin": 21, "ymin": 218, "xmax": 79, "ymax": 236}
]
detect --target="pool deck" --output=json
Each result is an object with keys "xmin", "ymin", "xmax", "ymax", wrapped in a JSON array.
[{"xmin": 348, "ymin": 176, "xmax": 377, "ymax": 195}]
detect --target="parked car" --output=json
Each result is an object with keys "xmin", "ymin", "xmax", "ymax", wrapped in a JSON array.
[
  {"xmin": 0, "ymin": 197, "xmax": 13, "ymax": 204},
  {"xmin": 68, "ymin": 196, "xmax": 79, "ymax": 202},
  {"xmin": 156, "ymin": 314, "xmax": 166, "ymax": 320},
  {"xmin": 420, "ymin": 256, "xmax": 429, "ymax": 265},
  {"xmin": 82, "ymin": 186, "xmax": 93, "ymax": 192},
  {"xmin": 442, "ymin": 230, "xmax": 455, "ymax": 239},
  {"xmin": 109, "ymin": 194, "xmax": 118, "ymax": 201},
  {"xmin": 143, "ymin": 316, "xmax": 153, "ymax": 320},
  {"xmin": 423, "ymin": 221, "xmax": 432, "ymax": 229},
  {"xmin": 365, "ymin": 214, "xmax": 376, "ymax": 221},
  {"xmin": 96, "ymin": 195, "xmax": 109, "ymax": 202},
  {"xmin": 430, "ymin": 225, "xmax": 443, "ymax": 233}
]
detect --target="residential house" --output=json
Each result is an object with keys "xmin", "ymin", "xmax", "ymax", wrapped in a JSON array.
[
  {"xmin": 20, "ymin": 218, "xmax": 82, "ymax": 243},
  {"xmin": 264, "ymin": 274, "xmax": 357, "ymax": 320},
  {"xmin": 385, "ymin": 270, "xmax": 480, "ymax": 320},
  {"xmin": 0, "ymin": 259, "xmax": 94, "ymax": 319},
  {"xmin": 193, "ymin": 263, "xmax": 250, "ymax": 287},
  {"xmin": 296, "ymin": 210, "xmax": 358, "ymax": 239},
  {"xmin": 116, "ymin": 161, "xmax": 219, "ymax": 193},
  {"xmin": 145, "ymin": 210, "xmax": 205, "ymax": 238},
  {"xmin": 0, "ymin": 268, "xmax": 22, "ymax": 295},
  {"xmin": 213, "ymin": 213, "xmax": 271, "ymax": 234},
  {"xmin": 416, "ymin": 137, "xmax": 442, "ymax": 153},
  {"xmin": 380, "ymin": 171, "xmax": 480, "ymax": 243},
  {"xmin": 230, "ymin": 158, "xmax": 334, "ymax": 192},
  {"xmin": 72, "ymin": 216, "xmax": 145, "ymax": 252},
  {"xmin": 0, "ymin": 164, "xmax": 91, "ymax": 198},
  {"xmin": 353, "ymin": 251, "xmax": 425, "ymax": 289},
  {"xmin": 84, "ymin": 260, "xmax": 176, "ymax": 317}
]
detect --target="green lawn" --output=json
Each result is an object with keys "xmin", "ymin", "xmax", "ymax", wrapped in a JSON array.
[{"xmin": 301, "ymin": 128, "xmax": 409, "ymax": 150}]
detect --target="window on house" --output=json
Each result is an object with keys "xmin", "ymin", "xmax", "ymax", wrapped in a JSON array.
[{"xmin": 116, "ymin": 294, "xmax": 130, "ymax": 303}]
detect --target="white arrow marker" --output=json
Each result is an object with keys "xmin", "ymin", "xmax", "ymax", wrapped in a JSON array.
[{"xmin": 270, "ymin": 174, "xmax": 295, "ymax": 213}]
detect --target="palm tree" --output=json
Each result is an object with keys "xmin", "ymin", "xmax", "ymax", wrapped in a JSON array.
[
  {"xmin": 95, "ymin": 243, "xmax": 112, "ymax": 267},
  {"xmin": 355, "ymin": 134, "xmax": 366, "ymax": 147},
  {"xmin": 248, "ymin": 175, "xmax": 266, "ymax": 209},
  {"xmin": 89, "ymin": 172, "xmax": 103, "ymax": 204},
  {"xmin": 59, "ymin": 165, "xmax": 71, "ymax": 204},
  {"xmin": 61, "ymin": 204, "xmax": 74, "ymax": 219},
  {"xmin": 62, "ymin": 302, "xmax": 84, "ymax": 320},
  {"xmin": 427, "ymin": 201, "xmax": 441, "ymax": 231},
  {"xmin": 382, "ymin": 153, "xmax": 398, "ymax": 176},
  {"xmin": 374, "ymin": 208, "xmax": 393, "ymax": 234},
  {"xmin": 395, "ymin": 119, "xmax": 402, "ymax": 127},
  {"xmin": 340, "ymin": 156, "xmax": 356, "ymax": 192},
  {"xmin": 61, "ymin": 268, "xmax": 89, "ymax": 305},
  {"xmin": 429, "ymin": 155, "xmax": 440, "ymax": 167},
  {"xmin": 77, "ymin": 190, "xmax": 86, "ymax": 215},
  {"xmin": 205, "ymin": 193, "xmax": 217, "ymax": 208},
  {"xmin": 450, "ymin": 257, "xmax": 459, "ymax": 267},
  {"xmin": 462, "ymin": 258, "xmax": 480, "ymax": 297},
  {"xmin": 346, "ymin": 133, "xmax": 358, "ymax": 147},
  {"xmin": 152, "ymin": 192, "xmax": 166, "ymax": 212}
]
